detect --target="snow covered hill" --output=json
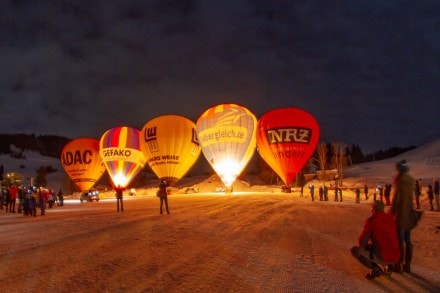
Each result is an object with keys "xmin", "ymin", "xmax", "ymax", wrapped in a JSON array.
[
  {"xmin": 0, "ymin": 150, "xmax": 64, "ymax": 189},
  {"xmin": 344, "ymin": 138, "xmax": 440, "ymax": 185}
]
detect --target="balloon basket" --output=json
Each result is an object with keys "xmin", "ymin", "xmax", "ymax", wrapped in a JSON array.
[
  {"xmin": 225, "ymin": 187, "xmax": 233, "ymax": 194},
  {"xmin": 281, "ymin": 185, "xmax": 291, "ymax": 193}
]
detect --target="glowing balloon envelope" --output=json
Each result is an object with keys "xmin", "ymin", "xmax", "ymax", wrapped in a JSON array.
[
  {"xmin": 256, "ymin": 107, "xmax": 320, "ymax": 185},
  {"xmin": 140, "ymin": 115, "xmax": 201, "ymax": 186},
  {"xmin": 196, "ymin": 103, "xmax": 257, "ymax": 188},
  {"xmin": 99, "ymin": 126, "xmax": 146, "ymax": 188},
  {"xmin": 61, "ymin": 137, "xmax": 106, "ymax": 191}
]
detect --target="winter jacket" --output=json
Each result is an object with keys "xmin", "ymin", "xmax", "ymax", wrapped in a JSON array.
[
  {"xmin": 434, "ymin": 180, "xmax": 440, "ymax": 195},
  {"xmin": 358, "ymin": 212, "xmax": 400, "ymax": 263},
  {"xmin": 158, "ymin": 181, "xmax": 168, "ymax": 198},
  {"xmin": 391, "ymin": 173, "xmax": 415, "ymax": 230},
  {"xmin": 9, "ymin": 186, "xmax": 18, "ymax": 201}
]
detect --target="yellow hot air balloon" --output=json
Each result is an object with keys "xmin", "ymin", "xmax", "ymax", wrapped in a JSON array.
[
  {"xmin": 61, "ymin": 137, "xmax": 106, "ymax": 191},
  {"xmin": 196, "ymin": 103, "xmax": 257, "ymax": 190},
  {"xmin": 140, "ymin": 115, "xmax": 201, "ymax": 186},
  {"xmin": 99, "ymin": 126, "xmax": 146, "ymax": 188}
]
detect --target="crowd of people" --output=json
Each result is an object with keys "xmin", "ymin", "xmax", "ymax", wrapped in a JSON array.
[
  {"xmin": 0, "ymin": 185, "xmax": 64, "ymax": 217},
  {"xmin": 306, "ymin": 175, "xmax": 440, "ymax": 213}
]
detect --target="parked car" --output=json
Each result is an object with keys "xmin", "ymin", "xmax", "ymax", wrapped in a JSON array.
[
  {"xmin": 80, "ymin": 189, "xmax": 100, "ymax": 202},
  {"xmin": 127, "ymin": 188, "xmax": 136, "ymax": 196},
  {"xmin": 281, "ymin": 185, "xmax": 292, "ymax": 193},
  {"xmin": 184, "ymin": 187, "xmax": 199, "ymax": 194}
]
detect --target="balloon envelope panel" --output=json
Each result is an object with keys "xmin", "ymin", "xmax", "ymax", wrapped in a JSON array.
[
  {"xmin": 256, "ymin": 108, "xmax": 320, "ymax": 185},
  {"xmin": 140, "ymin": 115, "xmax": 201, "ymax": 185},
  {"xmin": 196, "ymin": 104, "xmax": 257, "ymax": 187},
  {"xmin": 99, "ymin": 126, "xmax": 146, "ymax": 188},
  {"xmin": 61, "ymin": 137, "xmax": 106, "ymax": 191}
]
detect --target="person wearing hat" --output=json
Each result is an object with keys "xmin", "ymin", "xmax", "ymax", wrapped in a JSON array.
[
  {"xmin": 158, "ymin": 179, "xmax": 170, "ymax": 214},
  {"xmin": 351, "ymin": 200, "xmax": 400, "ymax": 280},
  {"xmin": 391, "ymin": 159, "xmax": 416, "ymax": 273}
]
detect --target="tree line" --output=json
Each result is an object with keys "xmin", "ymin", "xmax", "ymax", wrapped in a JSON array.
[{"xmin": 0, "ymin": 134, "xmax": 70, "ymax": 158}]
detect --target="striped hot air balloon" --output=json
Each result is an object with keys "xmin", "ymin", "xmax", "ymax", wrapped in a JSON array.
[
  {"xmin": 196, "ymin": 103, "xmax": 257, "ymax": 190},
  {"xmin": 99, "ymin": 126, "xmax": 146, "ymax": 188}
]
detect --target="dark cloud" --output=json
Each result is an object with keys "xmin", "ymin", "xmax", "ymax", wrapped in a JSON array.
[{"xmin": 1, "ymin": 0, "xmax": 439, "ymax": 152}]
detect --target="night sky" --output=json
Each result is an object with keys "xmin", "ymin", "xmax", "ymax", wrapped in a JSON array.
[{"xmin": 1, "ymin": 0, "xmax": 439, "ymax": 153}]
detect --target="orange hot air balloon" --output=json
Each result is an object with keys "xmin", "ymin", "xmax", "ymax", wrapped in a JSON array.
[
  {"xmin": 61, "ymin": 137, "xmax": 106, "ymax": 191},
  {"xmin": 99, "ymin": 126, "xmax": 146, "ymax": 188},
  {"xmin": 196, "ymin": 103, "xmax": 257, "ymax": 189},
  {"xmin": 256, "ymin": 107, "xmax": 320, "ymax": 186},
  {"xmin": 140, "ymin": 115, "xmax": 201, "ymax": 186}
]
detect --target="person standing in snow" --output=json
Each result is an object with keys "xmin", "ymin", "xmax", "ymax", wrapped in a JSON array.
[
  {"xmin": 57, "ymin": 189, "xmax": 64, "ymax": 206},
  {"xmin": 115, "ymin": 186, "xmax": 124, "ymax": 212},
  {"xmin": 427, "ymin": 184, "xmax": 434, "ymax": 211},
  {"xmin": 17, "ymin": 186, "xmax": 26, "ymax": 213},
  {"xmin": 364, "ymin": 184, "xmax": 369, "ymax": 200},
  {"xmin": 8, "ymin": 184, "xmax": 18, "ymax": 213},
  {"xmin": 391, "ymin": 159, "xmax": 415, "ymax": 273},
  {"xmin": 433, "ymin": 178, "xmax": 439, "ymax": 211},
  {"xmin": 27, "ymin": 192, "xmax": 37, "ymax": 217},
  {"xmin": 355, "ymin": 187, "xmax": 361, "ymax": 204},
  {"xmin": 384, "ymin": 183, "xmax": 392, "ymax": 206},
  {"xmin": 37, "ymin": 187, "xmax": 47, "ymax": 216},
  {"xmin": 1, "ymin": 187, "xmax": 10, "ymax": 211},
  {"xmin": 414, "ymin": 179, "xmax": 421, "ymax": 209},
  {"xmin": 158, "ymin": 179, "xmax": 170, "ymax": 214},
  {"xmin": 309, "ymin": 184, "xmax": 315, "ymax": 201},
  {"xmin": 351, "ymin": 200, "xmax": 400, "ymax": 280}
]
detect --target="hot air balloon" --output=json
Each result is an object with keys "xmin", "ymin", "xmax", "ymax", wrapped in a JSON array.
[
  {"xmin": 99, "ymin": 126, "xmax": 146, "ymax": 188},
  {"xmin": 140, "ymin": 115, "xmax": 201, "ymax": 186},
  {"xmin": 61, "ymin": 137, "xmax": 106, "ymax": 191},
  {"xmin": 256, "ymin": 107, "xmax": 320, "ymax": 186},
  {"xmin": 196, "ymin": 103, "xmax": 257, "ymax": 190}
]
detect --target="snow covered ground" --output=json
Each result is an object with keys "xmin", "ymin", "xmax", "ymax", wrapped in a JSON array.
[{"xmin": 0, "ymin": 139, "xmax": 439, "ymax": 292}]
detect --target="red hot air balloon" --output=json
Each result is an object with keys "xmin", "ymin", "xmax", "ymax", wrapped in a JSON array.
[
  {"xmin": 99, "ymin": 126, "xmax": 146, "ymax": 188},
  {"xmin": 61, "ymin": 137, "xmax": 106, "ymax": 191},
  {"xmin": 256, "ymin": 108, "xmax": 320, "ymax": 186}
]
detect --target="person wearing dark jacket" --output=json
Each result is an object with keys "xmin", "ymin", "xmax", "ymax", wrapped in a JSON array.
[
  {"xmin": 414, "ymin": 179, "xmax": 421, "ymax": 209},
  {"xmin": 115, "ymin": 186, "xmax": 124, "ymax": 212},
  {"xmin": 427, "ymin": 184, "xmax": 434, "ymax": 211},
  {"xmin": 434, "ymin": 178, "xmax": 440, "ymax": 211},
  {"xmin": 17, "ymin": 187, "xmax": 26, "ymax": 213},
  {"xmin": 351, "ymin": 200, "xmax": 401, "ymax": 280},
  {"xmin": 158, "ymin": 179, "xmax": 170, "ymax": 214},
  {"xmin": 391, "ymin": 159, "xmax": 415, "ymax": 273}
]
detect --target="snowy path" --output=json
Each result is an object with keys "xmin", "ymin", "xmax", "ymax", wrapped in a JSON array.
[{"xmin": 0, "ymin": 194, "xmax": 439, "ymax": 292}]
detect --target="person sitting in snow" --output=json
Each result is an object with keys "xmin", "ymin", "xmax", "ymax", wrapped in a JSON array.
[{"xmin": 350, "ymin": 200, "xmax": 400, "ymax": 280}]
